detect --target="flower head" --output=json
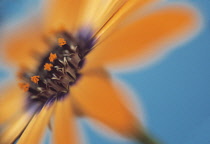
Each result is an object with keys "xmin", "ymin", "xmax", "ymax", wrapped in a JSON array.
[{"xmin": 0, "ymin": 0, "xmax": 201, "ymax": 144}]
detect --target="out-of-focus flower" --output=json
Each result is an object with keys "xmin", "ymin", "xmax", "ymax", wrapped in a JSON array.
[{"xmin": 0, "ymin": 0, "xmax": 201, "ymax": 144}]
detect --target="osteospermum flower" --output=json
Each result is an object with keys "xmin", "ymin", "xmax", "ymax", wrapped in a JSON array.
[{"xmin": 0, "ymin": 0, "xmax": 201, "ymax": 144}]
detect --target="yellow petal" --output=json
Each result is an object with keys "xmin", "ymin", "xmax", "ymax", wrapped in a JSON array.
[
  {"xmin": 0, "ymin": 113, "xmax": 33, "ymax": 144},
  {"xmin": 76, "ymin": 0, "xmax": 101, "ymax": 27},
  {"xmin": 53, "ymin": 96, "xmax": 78, "ymax": 144},
  {"xmin": 0, "ymin": 84, "xmax": 24, "ymax": 124},
  {"xmin": 89, "ymin": 0, "xmax": 126, "ymax": 31},
  {"xmin": 94, "ymin": 0, "xmax": 157, "ymax": 40},
  {"xmin": 71, "ymin": 69, "xmax": 142, "ymax": 137},
  {"xmin": 84, "ymin": 4, "xmax": 200, "ymax": 70},
  {"xmin": 17, "ymin": 101, "xmax": 56, "ymax": 144},
  {"xmin": 76, "ymin": 0, "xmax": 126, "ymax": 31},
  {"xmin": 2, "ymin": 20, "xmax": 47, "ymax": 69},
  {"xmin": 43, "ymin": 0, "xmax": 86, "ymax": 33}
]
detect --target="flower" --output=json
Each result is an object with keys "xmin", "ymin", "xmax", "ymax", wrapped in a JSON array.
[{"xmin": 0, "ymin": 0, "xmax": 201, "ymax": 144}]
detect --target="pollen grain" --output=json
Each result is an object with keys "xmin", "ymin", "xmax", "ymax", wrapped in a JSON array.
[
  {"xmin": 31, "ymin": 76, "xmax": 40, "ymax": 84},
  {"xmin": 58, "ymin": 38, "xmax": 67, "ymax": 47},
  {"xmin": 44, "ymin": 63, "xmax": 53, "ymax": 71},
  {"xmin": 18, "ymin": 83, "xmax": 30, "ymax": 92},
  {"xmin": 49, "ymin": 53, "xmax": 57, "ymax": 62}
]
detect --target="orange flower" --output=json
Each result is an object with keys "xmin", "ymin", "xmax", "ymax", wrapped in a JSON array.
[{"xmin": 0, "ymin": 0, "xmax": 201, "ymax": 144}]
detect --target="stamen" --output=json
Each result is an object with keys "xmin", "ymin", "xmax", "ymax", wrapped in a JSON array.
[
  {"xmin": 44, "ymin": 63, "xmax": 53, "ymax": 71},
  {"xmin": 18, "ymin": 83, "xmax": 30, "ymax": 92},
  {"xmin": 58, "ymin": 38, "xmax": 67, "ymax": 47},
  {"xmin": 49, "ymin": 53, "xmax": 57, "ymax": 62},
  {"xmin": 19, "ymin": 31, "xmax": 95, "ymax": 110},
  {"xmin": 31, "ymin": 76, "xmax": 40, "ymax": 84}
]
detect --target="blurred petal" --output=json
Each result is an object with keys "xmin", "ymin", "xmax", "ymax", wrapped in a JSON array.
[
  {"xmin": 84, "ymin": 4, "xmax": 200, "ymax": 70},
  {"xmin": 0, "ymin": 113, "xmax": 33, "ymax": 144},
  {"xmin": 2, "ymin": 19, "xmax": 47, "ymax": 69},
  {"xmin": 17, "ymin": 102, "xmax": 56, "ymax": 144},
  {"xmin": 76, "ymin": 0, "xmax": 102, "ymax": 28},
  {"xmin": 76, "ymin": 0, "xmax": 127, "ymax": 31},
  {"xmin": 71, "ymin": 69, "xmax": 142, "ymax": 137},
  {"xmin": 43, "ymin": 0, "xmax": 86, "ymax": 33},
  {"xmin": 94, "ymin": 0, "xmax": 157, "ymax": 40},
  {"xmin": 53, "ymin": 96, "xmax": 78, "ymax": 144},
  {"xmin": 89, "ymin": 0, "xmax": 126, "ymax": 32},
  {"xmin": 0, "ymin": 84, "xmax": 24, "ymax": 124}
]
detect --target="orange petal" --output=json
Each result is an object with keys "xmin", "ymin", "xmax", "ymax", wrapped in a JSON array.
[
  {"xmin": 84, "ymin": 4, "xmax": 200, "ymax": 70},
  {"xmin": 2, "ymin": 19, "xmax": 47, "ymax": 69},
  {"xmin": 53, "ymin": 96, "xmax": 78, "ymax": 144},
  {"xmin": 76, "ymin": 0, "xmax": 127, "ymax": 31},
  {"xmin": 0, "ymin": 113, "xmax": 33, "ymax": 144},
  {"xmin": 0, "ymin": 84, "xmax": 25, "ymax": 124},
  {"xmin": 88, "ymin": 0, "xmax": 126, "ymax": 31},
  {"xmin": 71, "ymin": 69, "xmax": 142, "ymax": 137},
  {"xmin": 94, "ymin": 0, "xmax": 157, "ymax": 41},
  {"xmin": 76, "ymin": 0, "xmax": 101, "ymax": 27},
  {"xmin": 43, "ymin": 0, "xmax": 86, "ymax": 33},
  {"xmin": 17, "ymin": 102, "xmax": 56, "ymax": 144}
]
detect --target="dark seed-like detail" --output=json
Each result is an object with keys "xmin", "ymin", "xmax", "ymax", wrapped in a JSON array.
[{"xmin": 19, "ymin": 30, "xmax": 95, "ymax": 110}]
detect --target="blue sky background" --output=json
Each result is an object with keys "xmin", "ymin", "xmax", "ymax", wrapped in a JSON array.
[{"xmin": 0, "ymin": 0, "xmax": 209, "ymax": 144}]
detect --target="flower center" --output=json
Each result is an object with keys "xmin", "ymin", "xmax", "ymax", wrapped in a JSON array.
[{"xmin": 18, "ymin": 31, "xmax": 95, "ymax": 108}]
